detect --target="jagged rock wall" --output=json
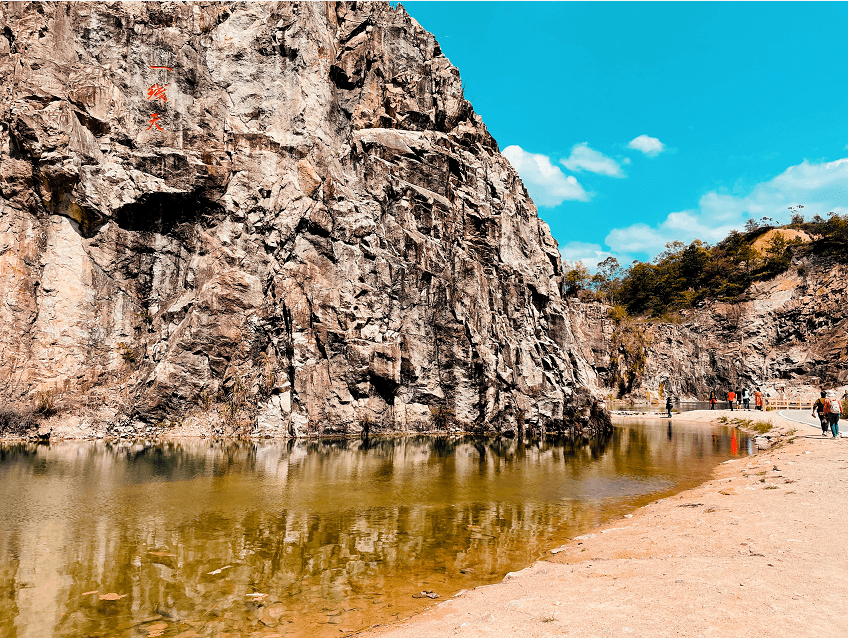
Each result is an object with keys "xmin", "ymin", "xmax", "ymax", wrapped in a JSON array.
[
  {"xmin": 0, "ymin": 1, "xmax": 609, "ymax": 437},
  {"xmin": 571, "ymin": 252, "xmax": 848, "ymax": 401}
]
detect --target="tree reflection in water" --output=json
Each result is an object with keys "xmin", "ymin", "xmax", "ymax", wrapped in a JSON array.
[{"xmin": 0, "ymin": 422, "xmax": 745, "ymax": 638}]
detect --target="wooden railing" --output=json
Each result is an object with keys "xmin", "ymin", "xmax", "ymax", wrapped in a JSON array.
[
  {"xmin": 764, "ymin": 399, "xmax": 817, "ymax": 410},
  {"xmin": 609, "ymin": 397, "xmax": 822, "ymax": 411}
]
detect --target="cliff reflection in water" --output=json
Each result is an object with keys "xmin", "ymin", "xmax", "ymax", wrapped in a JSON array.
[{"xmin": 0, "ymin": 422, "xmax": 746, "ymax": 638}]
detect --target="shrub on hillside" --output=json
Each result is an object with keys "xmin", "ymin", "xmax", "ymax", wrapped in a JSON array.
[{"xmin": 0, "ymin": 405, "xmax": 37, "ymax": 436}]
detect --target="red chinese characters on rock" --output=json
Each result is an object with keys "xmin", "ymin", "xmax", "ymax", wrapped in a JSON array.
[
  {"xmin": 147, "ymin": 112, "xmax": 164, "ymax": 131},
  {"xmin": 146, "ymin": 65, "xmax": 172, "ymax": 132},
  {"xmin": 147, "ymin": 83, "xmax": 168, "ymax": 102}
]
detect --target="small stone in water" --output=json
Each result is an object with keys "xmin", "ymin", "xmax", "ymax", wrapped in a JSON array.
[
  {"xmin": 147, "ymin": 621, "xmax": 167, "ymax": 637},
  {"xmin": 99, "ymin": 592, "xmax": 126, "ymax": 600}
]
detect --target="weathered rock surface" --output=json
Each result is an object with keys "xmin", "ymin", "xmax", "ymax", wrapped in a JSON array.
[
  {"xmin": 0, "ymin": 1, "xmax": 609, "ymax": 437},
  {"xmin": 572, "ymin": 252, "xmax": 848, "ymax": 402}
]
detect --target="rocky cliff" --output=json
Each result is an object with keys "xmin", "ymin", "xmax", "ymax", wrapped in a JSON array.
[
  {"xmin": 0, "ymin": 1, "xmax": 609, "ymax": 438},
  {"xmin": 571, "ymin": 250, "xmax": 848, "ymax": 403}
]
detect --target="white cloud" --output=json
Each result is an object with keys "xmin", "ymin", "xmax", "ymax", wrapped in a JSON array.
[
  {"xmin": 559, "ymin": 242, "xmax": 614, "ymax": 271},
  {"xmin": 502, "ymin": 145, "xmax": 589, "ymax": 207},
  {"xmin": 628, "ymin": 135, "xmax": 666, "ymax": 157},
  {"xmin": 605, "ymin": 157, "xmax": 848, "ymax": 258},
  {"xmin": 561, "ymin": 143, "xmax": 624, "ymax": 177},
  {"xmin": 559, "ymin": 241, "xmax": 637, "ymax": 273},
  {"xmin": 605, "ymin": 214, "xmax": 735, "ymax": 256}
]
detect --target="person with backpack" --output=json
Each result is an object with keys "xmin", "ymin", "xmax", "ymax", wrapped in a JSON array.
[
  {"xmin": 727, "ymin": 390, "xmax": 735, "ymax": 411},
  {"xmin": 812, "ymin": 390, "xmax": 829, "ymax": 436},
  {"xmin": 709, "ymin": 389, "xmax": 717, "ymax": 410},
  {"xmin": 666, "ymin": 395, "xmax": 673, "ymax": 418},
  {"xmin": 824, "ymin": 390, "xmax": 842, "ymax": 438}
]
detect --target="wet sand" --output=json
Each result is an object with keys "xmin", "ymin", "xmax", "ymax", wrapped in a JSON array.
[{"xmin": 364, "ymin": 410, "xmax": 848, "ymax": 637}]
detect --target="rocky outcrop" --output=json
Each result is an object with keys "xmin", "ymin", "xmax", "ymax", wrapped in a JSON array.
[
  {"xmin": 0, "ymin": 2, "xmax": 609, "ymax": 437},
  {"xmin": 572, "ymin": 251, "xmax": 848, "ymax": 402}
]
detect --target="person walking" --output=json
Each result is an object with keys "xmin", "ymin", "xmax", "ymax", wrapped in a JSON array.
[
  {"xmin": 666, "ymin": 395, "xmax": 673, "ymax": 418},
  {"xmin": 727, "ymin": 390, "xmax": 735, "ymax": 411},
  {"xmin": 754, "ymin": 388, "xmax": 763, "ymax": 411},
  {"xmin": 709, "ymin": 389, "xmax": 717, "ymax": 410},
  {"xmin": 825, "ymin": 390, "xmax": 842, "ymax": 438},
  {"xmin": 812, "ymin": 391, "xmax": 829, "ymax": 436},
  {"xmin": 736, "ymin": 388, "xmax": 743, "ymax": 409},
  {"xmin": 743, "ymin": 388, "xmax": 750, "ymax": 410}
]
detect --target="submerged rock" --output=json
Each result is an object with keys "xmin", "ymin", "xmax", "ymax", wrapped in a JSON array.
[{"xmin": 0, "ymin": 2, "xmax": 608, "ymax": 437}]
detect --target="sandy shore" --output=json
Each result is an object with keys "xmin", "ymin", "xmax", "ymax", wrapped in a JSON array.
[{"xmin": 364, "ymin": 410, "xmax": 848, "ymax": 637}]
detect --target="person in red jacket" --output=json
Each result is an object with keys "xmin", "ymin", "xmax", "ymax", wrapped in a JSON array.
[
  {"xmin": 727, "ymin": 390, "xmax": 736, "ymax": 411},
  {"xmin": 754, "ymin": 388, "xmax": 763, "ymax": 411},
  {"xmin": 824, "ymin": 390, "xmax": 842, "ymax": 438}
]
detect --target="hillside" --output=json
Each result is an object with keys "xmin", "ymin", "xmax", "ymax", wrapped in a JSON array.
[{"xmin": 567, "ymin": 223, "xmax": 848, "ymax": 402}]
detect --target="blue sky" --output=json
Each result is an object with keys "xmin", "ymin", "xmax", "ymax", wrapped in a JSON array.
[{"xmin": 403, "ymin": 2, "xmax": 848, "ymax": 267}]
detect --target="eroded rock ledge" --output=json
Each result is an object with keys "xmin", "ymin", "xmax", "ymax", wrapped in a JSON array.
[{"xmin": 0, "ymin": 2, "xmax": 609, "ymax": 438}]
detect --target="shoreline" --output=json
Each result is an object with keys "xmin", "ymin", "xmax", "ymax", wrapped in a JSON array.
[
  {"xmin": 0, "ymin": 423, "xmax": 617, "ymax": 444},
  {"xmin": 1, "ymin": 408, "xmax": 763, "ymax": 444},
  {"xmin": 364, "ymin": 410, "xmax": 848, "ymax": 638},
  {"xmin": 0, "ymin": 429, "xmax": 604, "ymax": 444},
  {"xmin": 0, "ymin": 405, "xmax": 616, "ymax": 443}
]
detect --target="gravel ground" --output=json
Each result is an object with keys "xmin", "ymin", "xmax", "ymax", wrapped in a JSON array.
[{"xmin": 364, "ymin": 411, "xmax": 848, "ymax": 638}]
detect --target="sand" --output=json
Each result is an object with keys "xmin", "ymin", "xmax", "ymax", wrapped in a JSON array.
[{"xmin": 364, "ymin": 410, "xmax": 848, "ymax": 638}]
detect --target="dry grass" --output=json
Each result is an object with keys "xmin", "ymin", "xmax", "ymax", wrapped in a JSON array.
[
  {"xmin": 750, "ymin": 420, "xmax": 774, "ymax": 434},
  {"xmin": 719, "ymin": 417, "xmax": 773, "ymax": 435}
]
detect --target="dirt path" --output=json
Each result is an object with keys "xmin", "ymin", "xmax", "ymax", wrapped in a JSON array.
[{"xmin": 365, "ymin": 410, "xmax": 848, "ymax": 638}]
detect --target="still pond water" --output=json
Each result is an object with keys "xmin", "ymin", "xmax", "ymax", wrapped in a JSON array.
[{"xmin": 0, "ymin": 420, "xmax": 748, "ymax": 638}]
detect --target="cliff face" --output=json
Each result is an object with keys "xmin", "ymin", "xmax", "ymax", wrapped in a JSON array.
[
  {"xmin": 571, "ymin": 253, "xmax": 848, "ymax": 402},
  {"xmin": 0, "ymin": 2, "xmax": 608, "ymax": 437}
]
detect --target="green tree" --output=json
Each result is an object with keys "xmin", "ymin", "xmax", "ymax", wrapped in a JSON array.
[
  {"xmin": 563, "ymin": 260, "xmax": 591, "ymax": 296},
  {"xmin": 762, "ymin": 232, "xmax": 790, "ymax": 275},
  {"xmin": 591, "ymin": 256, "xmax": 622, "ymax": 304},
  {"xmin": 788, "ymin": 205, "xmax": 805, "ymax": 225},
  {"xmin": 618, "ymin": 261, "xmax": 658, "ymax": 315}
]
